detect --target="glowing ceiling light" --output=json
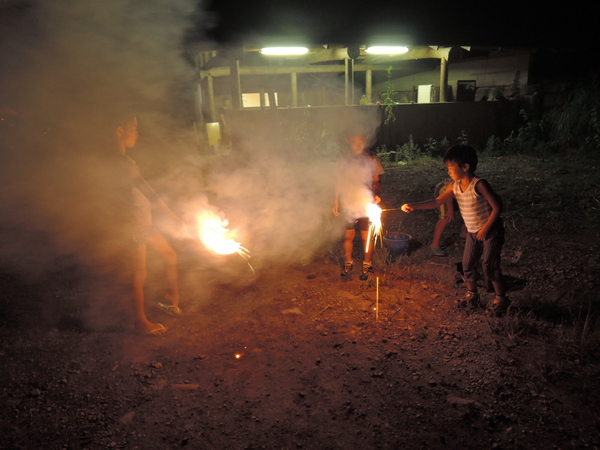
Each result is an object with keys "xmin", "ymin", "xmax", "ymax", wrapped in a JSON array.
[
  {"xmin": 260, "ymin": 47, "xmax": 309, "ymax": 55},
  {"xmin": 365, "ymin": 46, "xmax": 409, "ymax": 55}
]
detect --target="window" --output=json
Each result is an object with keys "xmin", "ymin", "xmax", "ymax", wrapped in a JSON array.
[{"xmin": 242, "ymin": 93, "xmax": 278, "ymax": 108}]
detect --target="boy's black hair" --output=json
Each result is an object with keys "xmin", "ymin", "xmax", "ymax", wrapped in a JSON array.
[{"xmin": 443, "ymin": 144, "xmax": 478, "ymax": 172}]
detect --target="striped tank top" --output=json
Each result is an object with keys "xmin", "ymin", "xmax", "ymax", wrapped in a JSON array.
[{"xmin": 453, "ymin": 177, "xmax": 492, "ymax": 233}]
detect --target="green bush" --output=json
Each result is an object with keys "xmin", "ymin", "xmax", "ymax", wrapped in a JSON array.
[
  {"xmin": 396, "ymin": 135, "xmax": 422, "ymax": 162},
  {"xmin": 548, "ymin": 80, "xmax": 600, "ymax": 151},
  {"xmin": 424, "ymin": 136, "xmax": 449, "ymax": 157}
]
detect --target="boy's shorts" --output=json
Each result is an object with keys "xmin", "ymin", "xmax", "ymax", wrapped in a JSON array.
[
  {"xmin": 132, "ymin": 225, "xmax": 157, "ymax": 247},
  {"xmin": 345, "ymin": 217, "xmax": 370, "ymax": 231}
]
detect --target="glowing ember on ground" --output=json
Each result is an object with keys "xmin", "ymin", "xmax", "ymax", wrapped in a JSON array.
[
  {"xmin": 195, "ymin": 210, "xmax": 250, "ymax": 259},
  {"xmin": 365, "ymin": 203, "xmax": 383, "ymax": 253},
  {"xmin": 234, "ymin": 353, "xmax": 244, "ymax": 359}
]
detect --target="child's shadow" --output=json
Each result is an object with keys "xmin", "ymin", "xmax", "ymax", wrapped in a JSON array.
[
  {"xmin": 504, "ymin": 275, "xmax": 527, "ymax": 291},
  {"xmin": 454, "ymin": 262, "xmax": 527, "ymax": 291}
]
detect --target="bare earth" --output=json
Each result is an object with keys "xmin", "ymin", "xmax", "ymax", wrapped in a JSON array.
[{"xmin": 2, "ymin": 154, "xmax": 600, "ymax": 449}]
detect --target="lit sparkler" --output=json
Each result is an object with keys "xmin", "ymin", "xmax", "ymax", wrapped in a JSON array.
[
  {"xmin": 194, "ymin": 210, "xmax": 253, "ymax": 273},
  {"xmin": 365, "ymin": 202, "xmax": 383, "ymax": 253}
]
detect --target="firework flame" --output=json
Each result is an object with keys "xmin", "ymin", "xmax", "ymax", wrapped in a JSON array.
[
  {"xmin": 195, "ymin": 210, "xmax": 250, "ymax": 259},
  {"xmin": 365, "ymin": 202, "xmax": 383, "ymax": 253}
]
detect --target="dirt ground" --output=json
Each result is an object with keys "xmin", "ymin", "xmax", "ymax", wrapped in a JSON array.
[{"xmin": 2, "ymin": 154, "xmax": 600, "ymax": 449}]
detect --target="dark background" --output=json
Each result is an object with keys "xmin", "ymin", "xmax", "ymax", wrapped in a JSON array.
[{"xmin": 202, "ymin": 0, "xmax": 596, "ymax": 48}]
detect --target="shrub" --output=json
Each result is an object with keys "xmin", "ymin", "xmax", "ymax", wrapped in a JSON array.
[
  {"xmin": 424, "ymin": 136, "xmax": 449, "ymax": 158},
  {"xmin": 396, "ymin": 135, "xmax": 422, "ymax": 162},
  {"xmin": 547, "ymin": 80, "xmax": 600, "ymax": 151}
]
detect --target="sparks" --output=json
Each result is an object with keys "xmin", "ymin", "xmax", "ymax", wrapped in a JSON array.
[
  {"xmin": 365, "ymin": 202, "xmax": 383, "ymax": 253},
  {"xmin": 195, "ymin": 210, "xmax": 250, "ymax": 259}
]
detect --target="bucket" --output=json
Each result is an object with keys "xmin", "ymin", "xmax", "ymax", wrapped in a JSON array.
[{"xmin": 383, "ymin": 232, "xmax": 411, "ymax": 254}]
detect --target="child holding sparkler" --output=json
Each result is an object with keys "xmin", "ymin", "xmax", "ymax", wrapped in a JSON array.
[
  {"xmin": 333, "ymin": 127, "xmax": 385, "ymax": 280},
  {"xmin": 113, "ymin": 113, "xmax": 186, "ymax": 336},
  {"xmin": 401, "ymin": 145, "xmax": 509, "ymax": 315}
]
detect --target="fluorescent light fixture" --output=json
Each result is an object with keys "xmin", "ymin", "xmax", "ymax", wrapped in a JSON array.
[
  {"xmin": 365, "ymin": 46, "xmax": 409, "ymax": 55},
  {"xmin": 260, "ymin": 47, "xmax": 309, "ymax": 55}
]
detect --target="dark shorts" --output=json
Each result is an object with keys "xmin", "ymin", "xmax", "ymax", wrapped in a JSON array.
[
  {"xmin": 345, "ymin": 217, "xmax": 370, "ymax": 232},
  {"xmin": 132, "ymin": 225, "xmax": 157, "ymax": 247}
]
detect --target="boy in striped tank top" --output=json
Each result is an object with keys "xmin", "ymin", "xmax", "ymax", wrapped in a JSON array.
[{"xmin": 401, "ymin": 145, "xmax": 509, "ymax": 316}]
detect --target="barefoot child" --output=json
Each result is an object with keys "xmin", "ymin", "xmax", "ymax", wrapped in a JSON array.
[
  {"xmin": 114, "ymin": 114, "xmax": 185, "ymax": 335},
  {"xmin": 401, "ymin": 145, "xmax": 509, "ymax": 315},
  {"xmin": 333, "ymin": 127, "xmax": 385, "ymax": 280}
]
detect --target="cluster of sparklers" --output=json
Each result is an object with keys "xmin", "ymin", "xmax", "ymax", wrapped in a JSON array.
[
  {"xmin": 365, "ymin": 202, "xmax": 383, "ymax": 253},
  {"xmin": 192, "ymin": 209, "xmax": 252, "ymax": 272},
  {"xmin": 191, "ymin": 199, "xmax": 386, "ymax": 331},
  {"xmin": 192, "ymin": 200, "xmax": 385, "ymax": 276}
]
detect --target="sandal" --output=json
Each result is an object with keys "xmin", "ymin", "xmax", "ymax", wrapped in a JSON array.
[
  {"xmin": 341, "ymin": 262, "xmax": 353, "ymax": 278},
  {"xmin": 359, "ymin": 263, "xmax": 373, "ymax": 281},
  {"xmin": 139, "ymin": 323, "xmax": 171, "ymax": 337},
  {"xmin": 157, "ymin": 302, "xmax": 184, "ymax": 318},
  {"xmin": 488, "ymin": 296, "xmax": 510, "ymax": 317},
  {"xmin": 430, "ymin": 246, "xmax": 447, "ymax": 257}
]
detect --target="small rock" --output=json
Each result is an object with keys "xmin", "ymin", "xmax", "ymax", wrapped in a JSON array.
[
  {"xmin": 446, "ymin": 395, "xmax": 475, "ymax": 406},
  {"xmin": 119, "ymin": 411, "xmax": 135, "ymax": 424},
  {"xmin": 172, "ymin": 384, "xmax": 200, "ymax": 390}
]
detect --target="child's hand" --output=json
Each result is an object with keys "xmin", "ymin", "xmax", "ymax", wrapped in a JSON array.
[
  {"xmin": 476, "ymin": 228, "xmax": 488, "ymax": 240},
  {"xmin": 373, "ymin": 195, "xmax": 381, "ymax": 204},
  {"xmin": 401, "ymin": 204, "xmax": 413, "ymax": 213}
]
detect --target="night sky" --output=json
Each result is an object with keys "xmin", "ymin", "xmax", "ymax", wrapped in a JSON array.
[{"xmin": 202, "ymin": 0, "xmax": 595, "ymax": 48}]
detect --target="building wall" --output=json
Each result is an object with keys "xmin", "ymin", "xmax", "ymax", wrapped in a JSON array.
[
  {"xmin": 229, "ymin": 102, "xmax": 521, "ymax": 151},
  {"xmin": 374, "ymin": 52, "xmax": 531, "ymax": 102}
]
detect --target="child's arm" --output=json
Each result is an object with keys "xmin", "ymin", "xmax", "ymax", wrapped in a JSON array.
[
  {"xmin": 129, "ymin": 166, "xmax": 183, "ymax": 224},
  {"xmin": 443, "ymin": 198, "xmax": 455, "ymax": 221},
  {"xmin": 333, "ymin": 191, "xmax": 340, "ymax": 216},
  {"xmin": 372, "ymin": 174, "xmax": 382, "ymax": 204},
  {"xmin": 402, "ymin": 182, "xmax": 455, "ymax": 213},
  {"xmin": 475, "ymin": 180, "xmax": 502, "ymax": 240}
]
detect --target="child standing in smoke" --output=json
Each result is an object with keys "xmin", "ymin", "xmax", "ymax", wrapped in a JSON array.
[
  {"xmin": 401, "ymin": 145, "xmax": 509, "ymax": 315},
  {"xmin": 333, "ymin": 126, "xmax": 385, "ymax": 280},
  {"xmin": 113, "ymin": 113, "xmax": 186, "ymax": 336}
]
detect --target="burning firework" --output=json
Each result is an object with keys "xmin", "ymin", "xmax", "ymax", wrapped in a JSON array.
[
  {"xmin": 194, "ymin": 209, "xmax": 250, "ymax": 262},
  {"xmin": 365, "ymin": 202, "xmax": 383, "ymax": 253}
]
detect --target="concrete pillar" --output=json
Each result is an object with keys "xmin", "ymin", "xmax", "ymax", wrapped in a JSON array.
[
  {"xmin": 291, "ymin": 71, "xmax": 298, "ymax": 107},
  {"xmin": 344, "ymin": 58, "xmax": 349, "ymax": 106},
  {"xmin": 195, "ymin": 83, "xmax": 204, "ymax": 123},
  {"xmin": 351, "ymin": 58, "xmax": 355, "ymax": 105},
  {"xmin": 440, "ymin": 57, "xmax": 448, "ymax": 102},
  {"xmin": 207, "ymin": 75, "xmax": 216, "ymax": 122},
  {"xmin": 231, "ymin": 60, "xmax": 242, "ymax": 109},
  {"xmin": 366, "ymin": 69, "xmax": 373, "ymax": 103}
]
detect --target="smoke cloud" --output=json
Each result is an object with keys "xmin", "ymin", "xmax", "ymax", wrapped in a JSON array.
[{"xmin": 0, "ymin": 0, "xmax": 382, "ymax": 327}]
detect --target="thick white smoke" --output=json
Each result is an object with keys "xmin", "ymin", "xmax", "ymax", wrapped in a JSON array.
[{"xmin": 0, "ymin": 1, "xmax": 383, "ymax": 325}]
